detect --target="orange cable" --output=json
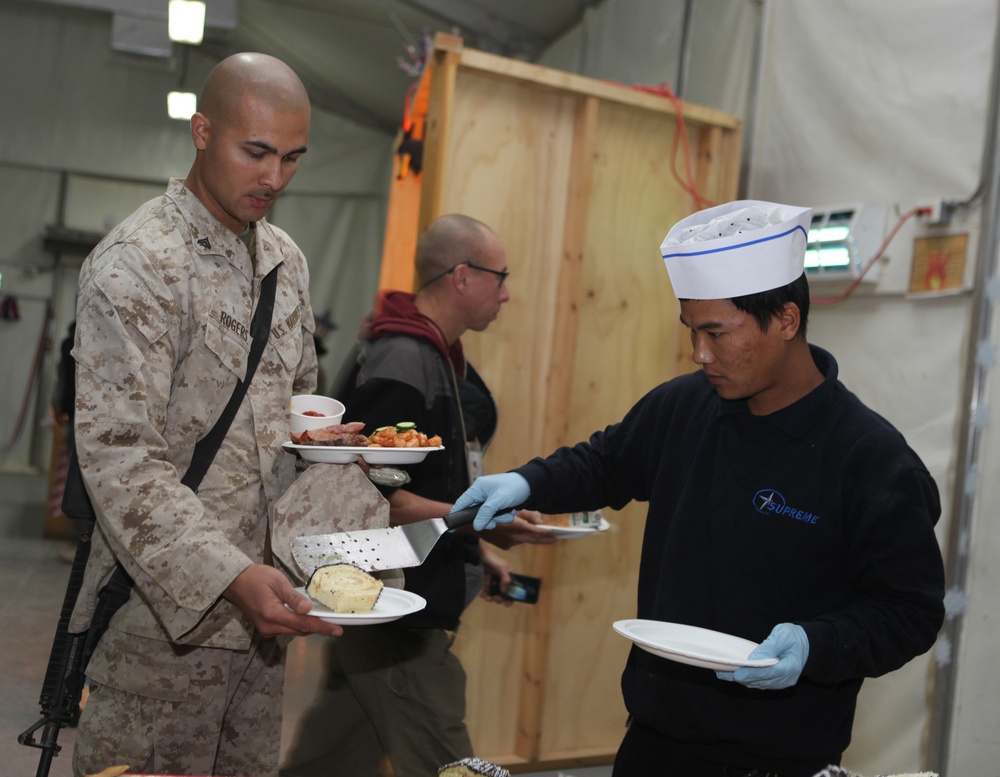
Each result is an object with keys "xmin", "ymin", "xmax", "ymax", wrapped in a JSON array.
[
  {"xmin": 810, "ymin": 206, "xmax": 931, "ymax": 305},
  {"xmin": 606, "ymin": 80, "xmax": 713, "ymax": 210},
  {"xmin": 401, "ymin": 81, "xmax": 418, "ymax": 132}
]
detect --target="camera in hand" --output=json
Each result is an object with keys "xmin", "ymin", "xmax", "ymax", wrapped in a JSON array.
[{"xmin": 488, "ymin": 573, "xmax": 541, "ymax": 604}]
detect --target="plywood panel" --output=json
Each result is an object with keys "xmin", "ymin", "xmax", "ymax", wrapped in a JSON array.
[
  {"xmin": 381, "ymin": 34, "xmax": 741, "ymax": 770},
  {"xmin": 535, "ymin": 97, "xmax": 695, "ymax": 758},
  {"xmin": 434, "ymin": 67, "xmax": 580, "ymax": 760},
  {"xmin": 439, "ymin": 67, "xmax": 580, "ymax": 465}
]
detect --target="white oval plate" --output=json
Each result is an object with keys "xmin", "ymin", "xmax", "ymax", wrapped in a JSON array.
[
  {"xmin": 536, "ymin": 516, "xmax": 611, "ymax": 540},
  {"xmin": 295, "ymin": 586, "xmax": 426, "ymax": 625},
  {"xmin": 613, "ymin": 619, "xmax": 779, "ymax": 671},
  {"xmin": 283, "ymin": 442, "xmax": 444, "ymax": 465}
]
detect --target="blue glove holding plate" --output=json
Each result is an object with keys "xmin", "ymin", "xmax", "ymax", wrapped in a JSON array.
[
  {"xmin": 452, "ymin": 473, "xmax": 530, "ymax": 530},
  {"xmin": 716, "ymin": 623, "xmax": 809, "ymax": 690}
]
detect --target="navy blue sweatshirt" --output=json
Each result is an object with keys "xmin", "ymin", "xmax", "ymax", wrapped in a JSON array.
[{"xmin": 516, "ymin": 346, "xmax": 944, "ymax": 775}]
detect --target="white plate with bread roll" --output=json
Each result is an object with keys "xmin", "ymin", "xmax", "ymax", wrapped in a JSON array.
[
  {"xmin": 296, "ymin": 586, "xmax": 427, "ymax": 625},
  {"xmin": 613, "ymin": 619, "xmax": 779, "ymax": 671}
]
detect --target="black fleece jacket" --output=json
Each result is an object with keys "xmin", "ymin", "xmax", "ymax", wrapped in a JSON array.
[
  {"xmin": 515, "ymin": 346, "xmax": 945, "ymax": 775},
  {"xmin": 341, "ymin": 334, "xmax": 497, "ymax": 630}
]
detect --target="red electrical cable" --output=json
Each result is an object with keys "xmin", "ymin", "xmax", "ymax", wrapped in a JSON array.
[
  {"xmin": 810, "ymin": 206, "xmax": 931, "ymax": 305},
  {"xmin": 606, "ymin": 80, "xmax": 714, "ymax": 211},
  {"xmin": 660, "ymin": 88, "xmax": 714, "ymax": 211}
]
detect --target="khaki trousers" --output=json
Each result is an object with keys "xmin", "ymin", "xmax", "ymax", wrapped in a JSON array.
[
  {"xmin": 280, "ymin": 626, "xmax": 472, "ymax": 777},
  {"xmin": 73, "ymin": 628, "xmax": 285, "ymax": 777}
]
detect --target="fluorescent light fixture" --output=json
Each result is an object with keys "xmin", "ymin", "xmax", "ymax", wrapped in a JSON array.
[
  {"xmin": 169, "ymin": 0, "xmax": 206, "ymax": 45},
  {"xmin": 805, "ymin": 205, "xmax": 887, "ymax": 282},
  {"xmin": 808, "ymin": 226, "xmax": 850, "ymax": 243},
  {"xmin": 804, "ymin": 244, "xmax": 851, "ymax": 270},
  {"xmin": 168, "ymin": 91, "xmax": 197, "ymax": 120}
]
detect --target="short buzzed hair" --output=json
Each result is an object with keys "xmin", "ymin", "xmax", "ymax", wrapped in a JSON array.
[
  {"xmin": 198, "ymin": 52, "xmax": 310, "ymax": 127},
  {"xmin": 415, "ymin": 214, "xmax": 492, "ymax": 287},
  {"xmin": 731, "ymin": 273, "xmax": 811, "ymax": 337},
  {"xmin": 678, "ymin": 273, "xmax": 811, "ymax": 337}
]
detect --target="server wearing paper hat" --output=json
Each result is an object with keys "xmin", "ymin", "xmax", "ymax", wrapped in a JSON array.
[
  {"xmin": 658, "ymin": 200, "xmax": 820, "ymax": 410},
  {"xmin": 453, "ymin": 200, "xmax": 945, "ymax": 776}
]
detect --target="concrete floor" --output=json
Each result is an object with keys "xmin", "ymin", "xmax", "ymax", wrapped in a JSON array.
[{"xmin": 2, "ymin": 537, "xmax": 610, "ymax": 777}]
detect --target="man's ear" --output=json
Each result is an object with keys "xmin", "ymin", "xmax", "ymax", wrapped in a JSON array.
[
  {"xmin": 450, "ymin": 263, "xmax": 469, "ymax": 292},
  {"xmin": 190, "ymin": 112, "xmax": 210, "ymax": 151},
  {"xmin": 778, "ymin": 302, "xmax": 802, "ymax": 341}
]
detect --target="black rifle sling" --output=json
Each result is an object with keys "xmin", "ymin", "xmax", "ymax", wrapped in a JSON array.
[
  {"xmin": 182, "ymin": 265, "xmax": 278, "ymax": 491},
  {"xmin": 120, "ymin": 264, "xmax": 278, "ymax": 567},
  {"xmin": 23, "ymin": 267, "xmax": 280, "ymax": 776},
  {"xmin": 85, "ymin": 266, "xmax": 278, "ymax": 616},
  {"xmin": 61, "ymin": 266, "xmax": 279, "ymax": 519}
]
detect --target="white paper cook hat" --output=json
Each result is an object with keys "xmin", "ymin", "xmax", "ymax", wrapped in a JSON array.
[{"xmin": 660, "ymin": 200, "xmax": 812, "ymax": 299}]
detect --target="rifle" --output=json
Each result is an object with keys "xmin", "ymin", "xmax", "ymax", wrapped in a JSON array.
[
  {"xmin": 19, "ymin": 266, "xmax": 277, "ymax": 776},
  {"xmin": 18, "ymin": 453, "xmax": 133, "ymax": 777}
]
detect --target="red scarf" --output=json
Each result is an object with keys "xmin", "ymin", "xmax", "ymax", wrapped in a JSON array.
[{"xmin": 366, "ymin": 290, "xmax": 466, "ymax": 374}]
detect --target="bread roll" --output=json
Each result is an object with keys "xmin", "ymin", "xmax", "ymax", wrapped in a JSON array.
[{"xmin": 306, "ymin": 563, "xmax": 383, "ymax": 613}]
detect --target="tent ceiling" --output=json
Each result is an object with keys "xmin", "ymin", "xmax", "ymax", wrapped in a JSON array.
[{"xmin": 37, "ymin": 0, "xmax": 599, "ymax": 134}]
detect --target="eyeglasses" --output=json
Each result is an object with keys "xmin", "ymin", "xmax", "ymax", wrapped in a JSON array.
[{"xmin": 421, "ymin": 261, "xmax": 510, "ymax": 289}]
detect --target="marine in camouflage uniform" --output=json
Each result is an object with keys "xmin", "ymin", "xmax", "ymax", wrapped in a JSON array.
[{"xmin": 68, "ymin": 54, "xmax": 372, "ymax": 777}]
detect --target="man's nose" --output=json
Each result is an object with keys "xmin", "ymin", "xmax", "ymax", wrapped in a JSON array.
[
  {"xmin": 260, "ymin": 158, "xmax": 284, "ymax": 190},
  {"xmin": 691, "ymin": 336, "xmax": 714, "ymax": 365}
]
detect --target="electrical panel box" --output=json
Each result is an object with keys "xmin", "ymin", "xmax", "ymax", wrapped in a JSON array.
[{"xmin": 805, "ymin": 204, "xmax": 887, "ymax": 283}]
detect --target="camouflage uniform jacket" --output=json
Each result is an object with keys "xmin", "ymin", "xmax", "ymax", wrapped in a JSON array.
[{"xmin": 68, "ymin": 178, "xmax": 318, "ymax": 650}]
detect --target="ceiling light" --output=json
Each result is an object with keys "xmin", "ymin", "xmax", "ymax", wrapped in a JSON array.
[
  {"xmin": 168, "ymin": 91, "xmax": 197, "ymax": 120},
  {"xmin": 169, "ymin": 0, "xmax": 206, "ymax": 45}
]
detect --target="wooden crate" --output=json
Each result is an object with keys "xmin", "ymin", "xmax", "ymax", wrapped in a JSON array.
[{"xmin": 378, "ymin": 34, "xmax": 741, "ymax": 771}]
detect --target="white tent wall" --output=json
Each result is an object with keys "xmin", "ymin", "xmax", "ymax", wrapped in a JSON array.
[
  {"xmin": 0, "ymin": 4, "xmax": 394, "ymax": 509},
  {"xmin": 543, "ymin": 0, "xmax": 997, "ymax": 774},
  {"xmin": 754, "ymin": 3, "xmax": 998, "ymax": 776},
  {"xmin": 539, "ymin": 0, "xmax": 760, "ymax": 115}
]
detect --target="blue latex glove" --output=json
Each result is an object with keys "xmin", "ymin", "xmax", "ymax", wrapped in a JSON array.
[
  {"xmin": 715, "ymin": 623, "xmax": 809, "ymax": 690},
  {"xmin": 452, "ymin": 473, "xmax": 531, "ymax": 530}
]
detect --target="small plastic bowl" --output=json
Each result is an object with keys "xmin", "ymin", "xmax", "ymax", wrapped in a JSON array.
[{"xmin": 289, "ymin": 394, "xmax": 346, "ymax": 435}]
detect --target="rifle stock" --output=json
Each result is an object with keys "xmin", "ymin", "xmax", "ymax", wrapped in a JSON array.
[
  {"xmin": 20, "ymin": 288, "xmax": 271, "ymax": 774},
  {"xmin": 19, "ymin": 528, "xmax": 92, "ymax": 776},
  {"xmin": 19, "ymin": 454, "xmax": 133, "ymax": 777}
]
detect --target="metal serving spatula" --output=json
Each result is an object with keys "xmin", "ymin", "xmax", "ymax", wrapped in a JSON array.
[{"xmin": 290, "ymin": 506, "xmax": 481, "ymax": 576}]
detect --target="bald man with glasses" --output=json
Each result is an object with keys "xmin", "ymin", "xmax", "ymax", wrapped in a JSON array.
[{"xmin": 281, "ymin": 214, "xmax": 555, "ymax": 777}]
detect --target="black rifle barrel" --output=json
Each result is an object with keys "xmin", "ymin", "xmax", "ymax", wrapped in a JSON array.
[{"xmin": 18, "ymin": 530, "xmax": 92, "ymax": 776}]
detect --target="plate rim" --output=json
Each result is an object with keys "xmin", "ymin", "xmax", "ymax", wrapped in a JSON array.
[
  {"xmin": 283, "ymin": 441, "xmax": 445, "ymax": 464},
  {"xmin": 360, "ymin": 445, "xmax": 445, "ymax": 464},
  {"xmin": 282, "ymin": 441, "xmax": 360, "ymax": 463},
  {"xmin": 295, "ymin": 586, "xmax": 427, "ymax": 624},
  {"xmin": 612, "ymin": 618, "xmax": 778, "ymax": 669},
  {"xmin": 536, "ymin": 517, "xmax": 611, "ymax": 537},
  {"xmin": 284, "ymin": 442, "xmax": 445, "ymax": 453}
]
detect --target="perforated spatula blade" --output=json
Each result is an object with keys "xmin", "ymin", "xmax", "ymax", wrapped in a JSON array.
[{"xmin": 291, "ymin": 506, "xmax": 481, "ymax": 576}]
